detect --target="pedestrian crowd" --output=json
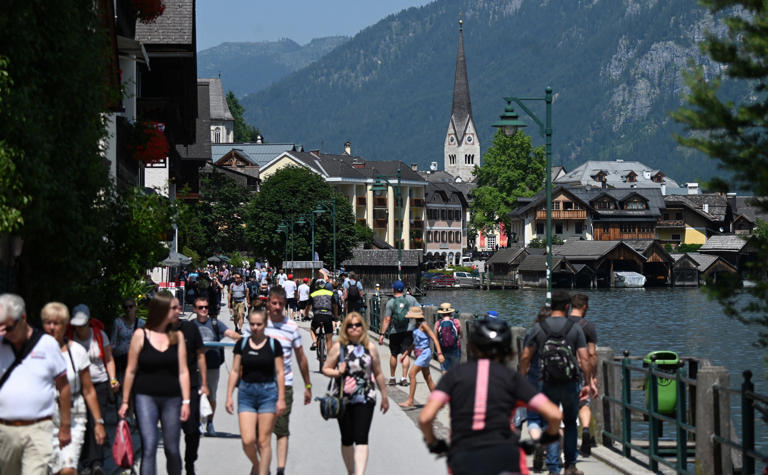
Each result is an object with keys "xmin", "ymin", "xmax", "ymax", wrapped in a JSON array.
[{"xmin": 1, "ymin": 260, "xmax": 599, "ymax": 475}]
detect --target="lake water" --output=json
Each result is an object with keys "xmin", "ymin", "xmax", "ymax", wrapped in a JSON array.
[{"xmin": 419, "ymin": 287, "xmax": 768, "ymax": 452}]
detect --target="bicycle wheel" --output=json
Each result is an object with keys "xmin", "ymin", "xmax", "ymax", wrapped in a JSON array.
[{"xmin": 317, "ymin": 333, "xmax": 326, "ymax": 371}]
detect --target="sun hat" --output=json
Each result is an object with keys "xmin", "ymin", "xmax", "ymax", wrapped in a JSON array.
[
  {"xmin": 437, "ymin": 302, "xmax": 455, "ymax": 314},
  {"xmin": 405, "ymin": 306, "xmax": 424, "ymax": 319},
  {"xmin": 392, "ymin": 280, "xmax": 405, "ymax": 292},
  {"xmin": 71, "ymin": 304, "xmax": 91, "ymax": 326}
]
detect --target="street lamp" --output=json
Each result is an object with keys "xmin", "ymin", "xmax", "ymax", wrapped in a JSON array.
[
  {"xmin": 371, "ymin": 167, "xmax": 403, "ymax": 281},
  {"xmin": 313, "ymin": 198, "xmax": 337, "ymax": 276},
  {"xmin": 277, "ymin": 215, "xmax": 304, "ymax": 274},
  {"xmin": 276, "ymin": 224, "xmax": 288, "ymax": 262},
  {"xmin": 493, "ymin": 87, "xmax": 554, "ymax": 306}
]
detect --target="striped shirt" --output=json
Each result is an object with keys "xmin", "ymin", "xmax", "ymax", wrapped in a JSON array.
[{"xmin": 265, "ymin": 317, "xmax": 302, "ymax": 385}]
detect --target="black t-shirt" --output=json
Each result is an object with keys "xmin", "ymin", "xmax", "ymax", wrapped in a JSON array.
[
  {"xmin": 526, "ymin": 316, "xmax": 586, "ymax": 355},
  {"xmin": 233, "ymin": 336, "xmax": 279, "ymax": 383},
  {"xmin": 568, "ymin": 316, "xmax": 597, "ymax": 346},
  {"xmin": 177, "ymin": 320, "xmax": 205, "ymax": 387},
  {"xmin": 434, "ymin": 360, "xmax": 539, "ymax": 453}
]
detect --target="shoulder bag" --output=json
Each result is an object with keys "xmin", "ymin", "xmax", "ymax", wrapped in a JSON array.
[
  {"xmin": 0, "ymin": 329, "xmax": 43, "ymax": 391},
  {"xmin": 316, "ymin": 344, "xmax": 346, "ymax": 420}
]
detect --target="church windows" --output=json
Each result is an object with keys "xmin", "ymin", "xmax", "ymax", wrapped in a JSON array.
[
  {"xmin": 464, "ymin": 154, "xmax": 474, "ymax": 165},
  {"xmin": 449, "ymin": 135, "xmax": 456, "ymax": 145},
  {"xmin": 449, "ymin": 154, "xmax": 457, "ymax": 165},
  {"xmin": 214, "ymin": 128, "xmax": 221, "ymax": 143}
]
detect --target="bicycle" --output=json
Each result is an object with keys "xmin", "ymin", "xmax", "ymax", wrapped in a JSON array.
[{"xmin": 316, "ymin": 323, "xmax": 327, "ymax": 372}]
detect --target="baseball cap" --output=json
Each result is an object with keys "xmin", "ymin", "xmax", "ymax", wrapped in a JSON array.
[
  {"xmin": 303, "ymin": 277, "xmax": 309, "ymax": 283},
  {"xmin": 486, "ymin": 310, "xmax": 499, "ymax": 319},
  {"xmin": 392, "ymin": 280, "xmax": 405, "ymax": 292},
  {"xmin": 71, "ymin": 304, "xmax": 91, "ymax": 326}
]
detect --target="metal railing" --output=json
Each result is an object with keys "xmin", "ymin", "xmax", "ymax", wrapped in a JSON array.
[
  {"xmin": 713, "ymin": 370, "xmax": 768, "ymax": 475},
  {"xmin": 368, "ymin": 293, "xmax": 381, "ymax": 332},
  {"xmin": 602, "ymin": 352, "xmax": 697, "ymax": 473}
]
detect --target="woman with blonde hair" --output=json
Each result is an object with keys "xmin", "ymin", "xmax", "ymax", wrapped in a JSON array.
[
  {"xmin": 41, "ymin": 302, "xmax": 106, "ymax": 475},
  {"xmin": 322, "ymin": 312, "xmax": 389, "ymax": 475},
  {"xmin": 118, "ymin": 292, "xmax": 191, "ymax": 475}
]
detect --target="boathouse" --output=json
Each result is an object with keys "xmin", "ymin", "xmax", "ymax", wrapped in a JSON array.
[
  {"xmin": 625, "ymin": 240, "xmax": 674, "ymax": 286},
  {"xmin": 486, "ymin": 246, "xmax": 542, "ymax": 287},
  {"xmin": 341, "ymin": 249, "xmax": 423, "ymax": 292},
  {"xmin": 687, "ymin": 252, "xmax": 738, "ymax": 284},
  {"xmin": 670, "ymin": 253, "xmax": 700, "ymax": 287},
  {"xmin": 698, "ymin": 235, "xmax": 753, "ymax": 270},
  {"xmin": 517, "ymin": 255, "xmax": 575, "ymax": 288},
  {"xmin": 554, "ymin": 240, "xmax": 646, "ymax": 287}
]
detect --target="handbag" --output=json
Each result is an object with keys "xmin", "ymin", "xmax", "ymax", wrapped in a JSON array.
[
  {"xmin": 200, "ymin": 393, "xmax": 213, "ymax": 419},
  {"xmin": 112, "ymin": 419, "xmax": 134, "ymax": 468},
  {"xmin": 315, "ymin": 345, "xmax": 345, "ymax": 420}
]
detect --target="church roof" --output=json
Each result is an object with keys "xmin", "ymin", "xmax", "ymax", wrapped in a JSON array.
[
  {"xmin": 450, "ymin": 20, "xmax": 473, "ymax": 144},
  {"xmin": 198, "ymin": 78, "xmax": 234, "ymax": 121}
]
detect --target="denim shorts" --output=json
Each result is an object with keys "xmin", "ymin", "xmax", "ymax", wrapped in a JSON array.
[{"xmin": 238, "ymin": 380, "xmax": 278, "ymax": 414}]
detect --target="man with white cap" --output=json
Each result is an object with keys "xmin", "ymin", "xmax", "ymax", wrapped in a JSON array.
[{"xmin": 0, "ymin": 293, "xmax": 72, "ymax": 474}]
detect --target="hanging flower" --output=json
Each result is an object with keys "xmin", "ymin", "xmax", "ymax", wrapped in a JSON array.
[
  {"xmin": 131, "ymin": 121, "xmax": 169, "ymax": 165},
  {"xmin": 131, "ymin": 0, "xmax": 165, "ymax": 23}
]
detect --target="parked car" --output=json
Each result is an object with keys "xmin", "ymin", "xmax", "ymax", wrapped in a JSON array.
[
  {"xmin": 453, "ymin": 271, "xmax": 480, "ymax": 288},
  {"xmin": 427, "ymin": 274, "xmax": 457, "ymax": 288}
]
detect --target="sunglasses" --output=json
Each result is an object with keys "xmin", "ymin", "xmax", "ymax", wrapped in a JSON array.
[
  {"xmin": 195, "ymin": 305, "xmax": 209, "ymax": 309},
  {"xmin": 347, "ymin": 322, "xmax": 363, "ymax": 329}
]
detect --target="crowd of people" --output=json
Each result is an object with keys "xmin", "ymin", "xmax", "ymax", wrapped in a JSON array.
[{"xmin": 0, "ymin": 262, "xmax": 599, "ymax": 475}]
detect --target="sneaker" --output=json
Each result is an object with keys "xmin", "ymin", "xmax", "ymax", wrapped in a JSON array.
[
  {"xmin": 199, "ymin": 422, "xmax": 206, "ymax": 435},
  {"xmin": 563, "ymin": 464, "xmax": 584, "ymax": 475},
  {"xmin": 387, "ymin": 377, "xmax": 396, "ymax": 386},
  {"xmin": 579, "ymin": 432, "xmax": 592, "ymax": 457},
  {"xmin": 206, "ymin": 421, "xmax": 216, "ymax": 437},
  {"xmin": 398, "ymin": 378, "xmax": 409, "ymax": 386},
  {"xmin": 533, "ymin": 445, "xmax": 545, "ymax": 472},
  {"xmin": 92, "ymin": 464, "xmax": 104, "ymax": 475},
  {"xmin": 309, "ymin": 343, "xmax": 317, "ymax": 351}
]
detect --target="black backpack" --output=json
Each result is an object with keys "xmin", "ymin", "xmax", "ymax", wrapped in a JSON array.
[
  {"xmin": 347, "ymin": 280, "xmax": 361, "ymax": 303},
  {"xmin": 539, "ymin": 319, "xmax": 578, "ymax": 383}
]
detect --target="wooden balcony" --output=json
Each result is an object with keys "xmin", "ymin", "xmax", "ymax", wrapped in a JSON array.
[
  {"xmin": 593, "ymin": 228, "xmax": 655, "ymax": 241},
  {"xmin": 656, "ymin": 219, "xmax": 684, "ymax": 228},
  {"xmin": 536, "ymin": 209, "xmax": 587, "ymax": 220},
  {"xmin": 373, "ymin": 197, "xmax": 387, "ymax": 208},
  {"xmin": 412, "ymin": 198, "xmax": 425, "ymax": 208},
  {"xmin": 356, "ymin": 196, "xmax": 366, "ymax": 207},
  {"xmin": 373, "ymin": 219, "xmax": 387, "ymax": 229}
]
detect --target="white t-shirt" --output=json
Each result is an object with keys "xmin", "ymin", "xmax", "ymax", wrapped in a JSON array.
[
  {"xmin": 60, "ymin": 342, "xmax": 90, "ymax": 416},
  {"xmin": 265, "ymin": 317, "xmax": 302, "ymax": 385},
  {"xmin": 0, "ymin": 332, "xmax": 67, "ymax": 420},
  {"xmin": 73, "ymin": 329, "xmax": 111, "ymax": 383},
  {"xmin": 297, "ymin": 283, "xmax": 311, "ymax": 302},
  {"xmin": 277, "ymin": 273, "xmax": 288, "ymax": 286},
  {"xmin": 282, "ymin": 280, "xmax": 297, "ymax": 299}
]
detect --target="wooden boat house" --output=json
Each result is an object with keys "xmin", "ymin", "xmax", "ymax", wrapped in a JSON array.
[{"xmin": 341, "ymin": 249, "xmax": 423, "ymax": 292}]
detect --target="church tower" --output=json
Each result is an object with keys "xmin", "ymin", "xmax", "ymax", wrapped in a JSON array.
[{"xmin": 444, "ymin": 18, "xmax": 480, "ymax": 182}]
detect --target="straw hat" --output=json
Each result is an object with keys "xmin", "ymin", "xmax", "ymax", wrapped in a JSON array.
[
  {"xmin": 405, "ymin": 306, "xmax": 425, "ymax": 319},
  {"xmin": 437, "ymin": 302, "xmax": 455, "ymax": 314}
]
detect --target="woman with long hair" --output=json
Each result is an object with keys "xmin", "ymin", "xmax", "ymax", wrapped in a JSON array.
[
  {"xmin": 225, "ymin": 307, "xmax": 286, "ymax": 475},
  {"xmin": 399, "ymin": 306, "xmax": 444, "ymax": 408},
  {"xmin": 118, "ymin": 292, "xmax": 191, "ymax": 475},
  {"xmin": 111, "ymin": 297, "xmax": 145, "ymax": 384},
  {"xmin": 322, "ymin": 312, "xmax": 389, "ymax": 475},
  {"xmin": 418, "ymin": 318, "xmax": 562, "ymax": 475},
  {"xmin": 42, "ymin": 303, "xmax": 106, "ymax": 475}
]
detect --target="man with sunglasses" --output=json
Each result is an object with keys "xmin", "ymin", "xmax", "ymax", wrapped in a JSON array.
[
  {"xmin": 0, "ymin": 293, "xmax": 72, "ymax": 474},
  {"xmin": 192, "ymin": 296, "xmax": 241, "ymax": 436}
]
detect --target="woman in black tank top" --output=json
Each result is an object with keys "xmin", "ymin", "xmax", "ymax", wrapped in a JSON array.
[
  {"xmin": 225, "ymin": 307, "xmax": 285, "ymax": 475},
  {"xmin": 119, "ymin": 293, "xmax": 191, "ymax": 475}
]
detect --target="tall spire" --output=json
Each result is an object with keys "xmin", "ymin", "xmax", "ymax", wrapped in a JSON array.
[{"xmin": 451, "ymin": 15, "xmax": 473, "ymax": 142}]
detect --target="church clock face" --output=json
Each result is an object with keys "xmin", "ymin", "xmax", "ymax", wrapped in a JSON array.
[
  {"xmin": 449, "ymin": 135, "xmax": 456, "ymax": 145},
  {"xmin": 465, "ymin": 135, "xmax": 473, "ymax": 144}
]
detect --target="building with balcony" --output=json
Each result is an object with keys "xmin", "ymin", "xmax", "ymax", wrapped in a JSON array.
[
  {"xmin": 657, "ymin": 194, "xmax": 728, "ymax": 245},
  {"xmin": 554, "ymin": 159, "xmax": 688, "ymax": 193},
  {"xmin": 258, "ymin": 145, "xmax": 427, "ymax": 249},
  {"xmin": 422, "ymin": 182, "xmax": 468, "ymax": 266}
]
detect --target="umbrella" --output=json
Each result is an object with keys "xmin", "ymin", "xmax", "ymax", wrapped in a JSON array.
[
  {"xmin": 206, "ymin": 256, "xmax": 221, "ymax": 263},
  {"xmin": 218, "ymin": 255, "xmax": 231, "ymax": 262},
  {"xmin": 160, "ymin": 251, "xmax": 193, "ymax": 267}
]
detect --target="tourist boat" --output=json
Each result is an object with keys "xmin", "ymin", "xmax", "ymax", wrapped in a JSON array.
[{"xmin": 613, "ymin": 271, "xmax": 646, "ymax": 288}]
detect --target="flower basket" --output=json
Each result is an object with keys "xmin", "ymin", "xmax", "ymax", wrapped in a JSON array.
[
  {"xmin": 131, "ymin": 121, "xmax": 169, "ymax": 165},
  {"xmin": 131, "ymin": 0, "xmax": 165, "ymax": 23}
]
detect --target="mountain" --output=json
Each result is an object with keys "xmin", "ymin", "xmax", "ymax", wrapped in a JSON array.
[
  {"xmin": 238, "ymin": 0, "xmax": 741, "ymax": 184},
  {"xmin": 197, "ymin": 36, "xmax": 349, "ymax": 97}
]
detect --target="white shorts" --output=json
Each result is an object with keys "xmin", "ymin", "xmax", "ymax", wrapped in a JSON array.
[{"xmin": 50, "ymin": 411, "xmax": 87, "ymax": 473}]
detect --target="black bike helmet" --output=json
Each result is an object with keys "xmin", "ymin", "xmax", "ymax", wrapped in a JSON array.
[
  {"xmin": 469, "ymin": 317, "xmax": 512, "ymax": 357},
  {"xmin": 315, "ymin": 279, "xmax": 326, "ymax": 290}
]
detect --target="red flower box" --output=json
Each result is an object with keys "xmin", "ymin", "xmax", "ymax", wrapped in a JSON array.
[
  {"xmin": 132, "ymin": 121, "xmax": 169, "ymax": 165},
  {"xmin": 131, "ymin": 0, "xmax": 165, "ymax": 23}
]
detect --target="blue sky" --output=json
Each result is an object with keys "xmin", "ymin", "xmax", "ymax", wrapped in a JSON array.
[{"xmin": 196, "ymin": 0, "xmax": 435, "ymax": 51}]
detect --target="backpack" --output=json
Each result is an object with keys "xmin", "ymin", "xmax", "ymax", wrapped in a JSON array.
[
  {"xmin": 347, "ymin": 280, "xmax": 362, "ymax": 303},
  {"xmin": 437, "ymin": 318, "xmax": 460, "ymax": 350},
  {"xmin": 539, "ymin": 319, "xmax": 578, "ymax": 383},
  {"xmin": 389, "ymin": 297, "xmax": 410, "ymax": 333}
]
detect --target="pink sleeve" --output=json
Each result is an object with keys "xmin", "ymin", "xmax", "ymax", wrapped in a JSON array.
[
  {"xmin": 527, "ymin": 393, "xmax": 551, "ymax": 412},
  {"xmin": 429, "ymin": 390, "xmax": 450, "ymax": 405}
]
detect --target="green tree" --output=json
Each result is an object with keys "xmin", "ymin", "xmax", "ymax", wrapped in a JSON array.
[
  {"xmin": 196, "ymin": 171, "xmax": 251, "ymax": 255},
  {"xmin": 226, "ymin": 91, "xmax": 262, "ymax": 142},
  {"xmin": 244, "ymin": 167, "xmax": 356, "ymax": 268},
  {"xmin": 673, "ymin": 0, "xmax": 768, "ymax": 346},
  {"xmin": 470, "ymin": 129, "xmax": 545, "ymax": 243}
]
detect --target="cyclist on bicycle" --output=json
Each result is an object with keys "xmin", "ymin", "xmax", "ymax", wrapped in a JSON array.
[
  {"xmin": 308, "ymin": 280, "xmax": 335, "ymax": 353},
  {"xmin": 418, "ymin": 317, "xmax": 562, "ymax": 475}
]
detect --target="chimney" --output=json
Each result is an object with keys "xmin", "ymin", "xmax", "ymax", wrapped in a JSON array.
[
  {"xmin": 256, "ymin": 134, "xmax": 263, "ymax": 144},
  {"xmin": 344, "ymin": 140, "xmax": 351, "ymax": 155},
  {"xmin": 601, "ymin": 179, "xmax": 607, "ymax": 189},
  {"xmin": 411, "ymin": 163, "xmax": 418, "ymax": 171},
  {"xmin": 310, "ymin": 149, "xmax": 320, "ymax": 156},
  {"xmin": 686, "ymin": 183, "xmax": 699, "ymax": 195},
  {"xmin": 703, "ymin": 203, "xmax": 709, "ymax": 214},
  {"xmin": 661, "ymin": 183, "xmax": 666, "ymax": 195},
  {"xmin": 430, "ymin": 161, "xmax": 438, "ymax": 171}
]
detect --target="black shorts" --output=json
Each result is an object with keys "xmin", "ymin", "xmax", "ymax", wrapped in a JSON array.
[
  {"xmin": 298, "ymin": 300, "xmax": 309, "ymax": 310},
  {"xmin": 449, "ymin": 443, "xmax": 523, "ymax": 475},
  {"xmin": 311, "ymin": 313, "xmax": 333, "ymax": 334},
  {"xmin": 286, "ymin": 298, "xmax": 297, "ymax": 310},
  {"xmin": 388, "ymin": 331, "xmax": 413, "ymax": 356}
]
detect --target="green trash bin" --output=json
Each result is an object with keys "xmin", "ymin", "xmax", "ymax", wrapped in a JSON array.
[{"xmin": 643, "ymin": 351, "xmax": 680, "ymax": 415}]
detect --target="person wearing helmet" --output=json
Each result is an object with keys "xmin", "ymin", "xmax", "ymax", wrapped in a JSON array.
[
  {"xmin": 308, "ymin": 280, "xmax": 335, "ymax": 352},
  {"xmin": 418, "ymin": 317, "xmax": 562, "ymax": 475}
]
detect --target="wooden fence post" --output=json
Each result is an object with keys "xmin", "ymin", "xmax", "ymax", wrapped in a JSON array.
[
  {"xmin": 607, "ymin": 351, "xmax": 623, "ymax": 447},
  {"xmin": 457, "ymin": 312, "xmax": 474, "ymax": 362},
  {"xmin": 695, "ymin": 365, "xmax": 730, "ymax": 475},
  {"xmin": 594, "ymin": 346, "xmax": 614, "ymax": 445},
  {"xmin": 508, "ymin": 326, "xmax": 527, "ymax": 371}
]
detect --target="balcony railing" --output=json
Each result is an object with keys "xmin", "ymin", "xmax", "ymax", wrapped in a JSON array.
[
  {"xmin": 356, "ymin": 196, "xmax": 366, "ymax": 207},
  {"xmin": 657, "ymin": 219, "xmax": 685, "ymax": 227},
  {"xmin": 373, "ymin": 197, "xmax": 387, "ymax": 208},
  {"xmin": 536, "ymin": 209, "xmax": 587, "ymax": 220}
]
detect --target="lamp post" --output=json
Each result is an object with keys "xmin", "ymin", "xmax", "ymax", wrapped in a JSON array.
[
  {"xmin": 493, "ymin": 87, "xmax": 554, "ymax": 306},
  {"xmin": 371, "ymin": 167, "xmax": 403, "ymax": 281},
  {"xmin": 277, "ymin": 214, "xmax": 306, "ymax": 275},
  {"xmin": 313, "ymin": 198, "xmax": 337, "ymax": 276}
]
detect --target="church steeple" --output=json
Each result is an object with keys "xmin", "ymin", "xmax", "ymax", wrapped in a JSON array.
[
  {"xmin": 451, "ymin": 16, "xmax": 473, "ymax": 143},
  {"xmin": 444, "ymin": 16, "xmax": 480, "ymax": 182}
]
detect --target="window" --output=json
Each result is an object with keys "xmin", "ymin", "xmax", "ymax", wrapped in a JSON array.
[
  {"xmin": 537, "ymin": 222, "xmax": 544, "ymax": 235},
  {"xmin": 626, "ymin": 172, "xmax": 637, "ymax": 182},
  {"xmin": 595, "ymin": 199, "xmax": 614, "ymax": 210},
  {"xmin": 555, "ymin": 222, "xmax": 563, "ymax": 234},
  {"xmin": 455, "ymin": 210, "xmax": 461, "ymax": 221},
  {"xmin": 575, "ymin": 222, "xmax": 583, "ymax": 234},
  {"xmin": 553, "ymin": 201, "xmax": 561, "ymax": 210},
  {"xmin": 603, "ymin": 224, "xmax": 610, "ymax": 233},
  {"xmin": 671, "ymin": 233, "xmax": 681, "ymax": 241},
  {"xmin": 448, "ymin": 232, "xmax": 453, "ymax": 243},
  {"xmin": 675, "ymin": 212, "xmax": 683, "ymax": 220},
  {"xmin": 620, "ymin": 224, "xmax": 636, "ymax": 233},
  {"xmin": 441, "ymin": 231, "xmax": 447, "ymax": 242},
  {"xmin": 433, "ymin": 232, "xmax": 439, "ymax": 243},
  {"xmin": 624, "ymin": 199, "xmax": 646, "ymax": 210},
  {"xmin": 638, "ymin": 224, "xmax": 653, "ymax": 234},
  {"xmin": 464, "ymin": 154, "xmax": 474, "ymax": 165},
  {"xmin": 455, "ymin": 231, "xmax": 461, "ymax": 242},
  {"xmin": 426, "ymin": 232, "xmax": 431, "ymax": 243},
  {"xmin": 487, "ymin": 235, "xmax": 497, "ymax": 248},
  {"xmin": 563, "ymin": 201, "xmax": 574, "ymax": 210},
  {"xmin": 663, "ymin": 213, "xmax": 669, "ymax": 220},
  {"xmin": 449, "ymin": 154, "xmax": 456, "ymax": 165},
  {"xmin": 441, "ymin": 209, "xmax": 446, "ymax": 220},
  {"xmin": 214, "ymin": 128, "xmax": 221, "ymax": 143}
]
